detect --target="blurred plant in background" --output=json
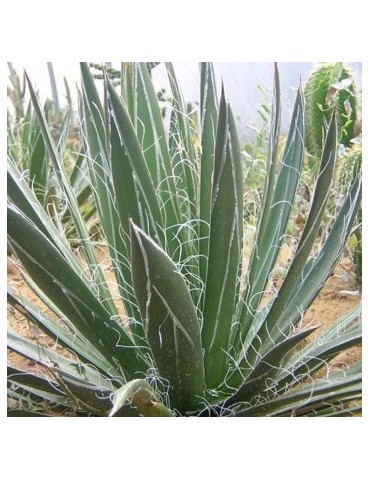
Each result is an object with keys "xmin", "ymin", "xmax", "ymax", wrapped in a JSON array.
[
  {"xmin": 7, "ymin": 63, "xmax": 97, "ymax": 246},
  {"xmin": 304, "ymin": 62, "xmax": 361, "ymax": 159}
]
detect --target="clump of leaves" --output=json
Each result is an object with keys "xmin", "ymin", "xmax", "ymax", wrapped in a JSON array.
[{"xmin": 7, "ymin": 63, "xmax": 361, "ymax": 416}]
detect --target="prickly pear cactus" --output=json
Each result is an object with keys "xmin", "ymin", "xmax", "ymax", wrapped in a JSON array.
[{"xmin": 304, "ymin": 62, "xmax": 359, "ymax": 157}]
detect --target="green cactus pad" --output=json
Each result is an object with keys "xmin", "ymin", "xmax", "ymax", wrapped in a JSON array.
[{"xmin": 304, "ymin": 62, "xmax": 359, "ymax": 157}]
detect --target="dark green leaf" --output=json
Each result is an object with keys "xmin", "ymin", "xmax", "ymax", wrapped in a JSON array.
[{"xmin": 130, "ymin": 220, "xmax": 204, "ymax": 413}]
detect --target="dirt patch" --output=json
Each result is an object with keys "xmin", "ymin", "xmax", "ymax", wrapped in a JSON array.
[{"xmin": 298, "ymin": 259, "xmax": 361, "ymax": 366}]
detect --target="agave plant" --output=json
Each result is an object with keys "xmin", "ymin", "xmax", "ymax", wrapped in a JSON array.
[{"xmin": 7, "ymin": 62, "xmax": 362, "ymax": 417}]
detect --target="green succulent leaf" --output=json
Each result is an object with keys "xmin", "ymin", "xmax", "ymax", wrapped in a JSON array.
[
  {"xmin": 198, "ymin": 62, "xmax": 219, "ymax": 300},
  {"xmin": 105, "ymin": 74, "xmax": 164, "ymax": 245},
  {"xmin": 130, "ymin": 220, "xmax": 205, "ymax": 413},
  {"xmin": 7, "ymin": 286, "xmax": 119, "ymax": 376},
  {"xmin": 25, "ymin": 70, "xmax": 116, "ymax": 314},
  {"xmin": 8, "ymin": 366, "xmax": 67, "ymax": 406},
  {"xmin": 165, "ymin": 62, "xmax": 198, "ymax": 215},
  {"xmin": 234, "ymin": 363, "xmax": 362, "ymax": 417},
  {"xmin": 250, "ymin": 111, "xmax": 338, "ymax": 359},
  {"xmin": 202, "ymin": 90, "xmax": 244, "ymax": 388},
  {"xmin": 236, "ymin": 83, "xmax": 304, "ymax": 352},
  {"xmin": 273, "ymin": 169, "xmax": 361, "ymax": 342},
  {"xmin": 7, "ymin": 204, "xmax": 147, "ymax": 379}
]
